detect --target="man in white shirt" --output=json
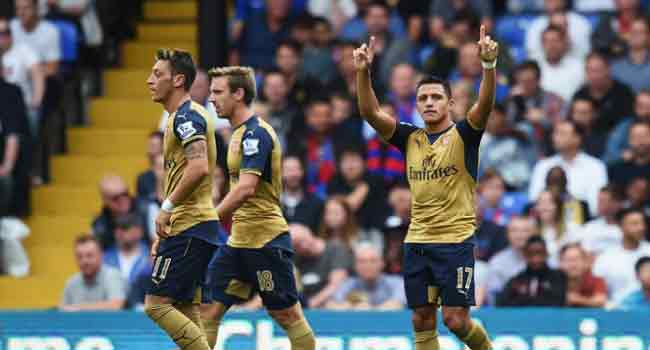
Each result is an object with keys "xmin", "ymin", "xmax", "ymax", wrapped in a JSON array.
[
  {"xmin": 0, "ymin": 17, "xmax": 45, "ymax": 117},
  {"xmin": 528, "ymin": 120, "xmax": 608, "ymax": 216},
  {"xmin": 571, "ymin": 185, "xmax": 623, "ymax": 258},
  {"xmin": 10, "ymin": 0, "xmax": 60, "ymax": 77},
  {"xmin": 526, "ymin": 0, "xmax": 592, "ymax": 61},
  {"xmin": 593, "ymin": 208, "xmax": 650, "ymax": 301},
  {"xmin": 486, "ymin": 216, "xmax": 537, "ymax": 305},
  {"xmin": 537, "ymin": 25, "xmax": 585, "ymax": 101}
]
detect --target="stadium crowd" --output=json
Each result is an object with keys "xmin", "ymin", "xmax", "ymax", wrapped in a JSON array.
[{"xmin": 2, "ymin": 0, "xmax": 650, "ymax": 311}]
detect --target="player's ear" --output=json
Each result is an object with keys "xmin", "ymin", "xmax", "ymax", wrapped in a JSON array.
[
  {"xmin": 448, "ymin": 96, "xmax": 455, "ymax": 108},
  {"xmin": 234, "ymin": 87, "xmax": 245, "ymax": 103},
  {"xmin": 173, "ymin": 73, "xmax": 186, "ymax": 89}
]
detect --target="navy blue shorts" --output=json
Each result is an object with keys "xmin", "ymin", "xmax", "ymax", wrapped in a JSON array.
[
  {"xmin": 147, "ymin": 222, "xmax": 219, "ymax": 303},
  {"xmin": 208, "ymin": 233, "xmax": 298, "ymax": 310},
  {"xmin": 403, "ymin": 240, "xmax": 476, "ymax": 308}
]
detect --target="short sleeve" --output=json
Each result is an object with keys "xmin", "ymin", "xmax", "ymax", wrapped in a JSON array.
[
  {"xmin": 456, "ymin": 119, "xmax": 484, "ymax": 148},
  {"xmin": 21, "ymin": 45, "xmax": 40, "ymax": 66},
  {"xmin": 387, "ymin": 122, "xmax": 419, "ymax": 154},
  {"xmin": 173, "ymin": 111, "xmax": 207, "ymax": 147},
  {"xmin": 43, "ymin": 23, "xmax": 61, "ymax": 62},
  {"xmin": 240, "ymin": 126, "xmax": 273, "ymax": 176},
  {"xmin": 105, "ymin": 268, "xmax": 127, "ymax": 300}
]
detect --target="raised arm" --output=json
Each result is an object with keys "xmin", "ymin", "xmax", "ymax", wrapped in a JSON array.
[
  {"xmin": 354, "ymin": 37, "xmax": 396, "ymax": 141},
  {"xmin": 467, "ymin": 25, "xmax": 499, "ymax": 130}
]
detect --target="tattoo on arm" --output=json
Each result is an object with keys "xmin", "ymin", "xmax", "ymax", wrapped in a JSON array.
[{"xmin": 184, "ymin": 140, "xmax": 207, "ymax": 160}]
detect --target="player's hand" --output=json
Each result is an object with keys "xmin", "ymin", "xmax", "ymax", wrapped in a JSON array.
[
  {"xmin": 478, "ymin": 25, "xmax": 499, "ymax": 63},
  {"xmin": 353, "ymin": 36, "xmax": 376, "ymax": 72},
  {"xmin": 151, "ymin": 238, "xmax": 160, "ymax": 257},
  {"xmin": 155, "ymin": 210, "xmax": 172, "ymax": 239}
]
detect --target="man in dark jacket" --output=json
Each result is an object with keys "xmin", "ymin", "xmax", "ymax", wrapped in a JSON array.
[{"xmin": 497, "ymin": 235, "xmax": 567, "ymax": 306}]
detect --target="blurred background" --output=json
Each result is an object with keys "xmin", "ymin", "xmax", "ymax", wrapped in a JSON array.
[{"xmin": 0, "ymin": 0, "xmax": 650, "ymax": 348}]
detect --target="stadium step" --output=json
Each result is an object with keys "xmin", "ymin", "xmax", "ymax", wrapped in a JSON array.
[
  {"xmin": 24, "ymin": 216, "xmax": 91, "ymax": 245},
  {"xmin": 67, "ymin": 128, "xmax": 150, "ymax": 156},
  {"xmin": 31, "ymin": 185, "xmax": 100, "ymax": 217},
  {"xmin": 138, "ymin": 23, "xmax": 197, "ymax": 42},
  {"xmin": 123, "ymin": 42, "xmax": 198, "ymax": 69},
  {"xmin": 0, "ymin": 276, "xmax": 72, "ymax": 308},
  {"xmin": 89, "ymin": 98, "xmax": 162, "ymax": 129},
  {"xmin": 103, "ymin": 70, "xmax": 155, "ymax": 99},
  {"xmin": 144, "ymin": 0, "xmax": 197, "ymax": 21},
  {"xmin": 51, "ymin": 155, "xmax": 148, "ymax": 187}
]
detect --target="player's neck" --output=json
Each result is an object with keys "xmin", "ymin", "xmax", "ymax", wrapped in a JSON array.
[
  {"xmin": 559, "ymin": 148, "xmax": 579, "ymax": 162},
  {"xmin": 164, "ymin": 92, "xmax": 191, "ymax": 115},
  {"xmin": 229, "ymin": 105, "xmax": 255, "ymax": 129},
  {"xmin": 424, "ymin": 117, "xmax": 454, "ymax": 134}
]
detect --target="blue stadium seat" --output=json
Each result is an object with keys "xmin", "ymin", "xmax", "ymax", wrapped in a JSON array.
[
  {"xmin": 495, "ymin": 14, "xmax": 537, "ymax": 48},
  {"xmin": 508, "ymin": 45, "xmax": 528, "ymax": 64},
  {"xmin": 50, "ymin": 20, "xmax": 79, "ymax": 64}
]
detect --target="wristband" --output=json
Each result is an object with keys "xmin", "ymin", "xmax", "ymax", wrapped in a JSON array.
[
  {"xmin": 161, "ymin": 199, "xmax": 175, "ymax": 212},
  {"xmin": 481, "ymin": 59, "xmax": 497, "ymax": 70}
]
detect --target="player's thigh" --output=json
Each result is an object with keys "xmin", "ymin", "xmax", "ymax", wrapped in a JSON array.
[
  {"xmin": 432, "ymin": 241, "xmax": 476, "ymax": 307},
  {"xmin": 209, "ymin": 245, "xmax": 254, "ymax": 308},
  {"xmin": 403, "ymin": 244, "xmax": 439, "ymax": 309},
  {"xmin": 147, "ymin": 235, "xmax": 216, "ymax": 303},
  {"xmin": 244, "ymin": 244, "xmax": 299, "ymax": 311}
]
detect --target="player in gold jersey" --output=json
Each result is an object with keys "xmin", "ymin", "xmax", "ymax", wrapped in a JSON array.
[
  {"xmin": 144, "ymin": 49, "xmax": 219, "ymax": 350},
  {"xmin": 354, "ymin": 26, "xmax": 498, "ymax": 350},
  {"xmin": 201, "ymin": 66, "xmax": 315, "ymax": 350}
]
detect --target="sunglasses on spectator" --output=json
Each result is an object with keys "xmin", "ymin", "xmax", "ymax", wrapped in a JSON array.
[{"xmin": 104, "ymin": 191, "xmax": 129, "ymax": 202}]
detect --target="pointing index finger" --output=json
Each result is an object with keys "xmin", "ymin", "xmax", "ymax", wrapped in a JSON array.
[
  {"xmin": 479, "ymin": 25, "xmax": 486, "ymax": 42},
  {"xmin": 369, "ymin": 36, "xmax": 376, "ymax": 52}
]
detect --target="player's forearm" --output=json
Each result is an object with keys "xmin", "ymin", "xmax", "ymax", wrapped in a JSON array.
[
  {"xmin": 377, "ymin": 299, "xmax": 403, "ymax": 310},
  {"xmin": 31, "ymin": 65, "xmax": 46, "ymax": 107},
  {"xmin": 572, "ymin": 293, "xmax": 607, "ymax": 308},
  {"xmin": 1, "ymin": 135, "xmax": 19, "ymax": 173},
  {"xmin": 216, "ymin": 183, "xmax": 254, "ymax": 220},
  {"xmin": 167, "ymin": 161, "xmax": 209, "ymax": 206},
  {"xmin": 309, "ymin": 269, "xmax": 348, "ymax": 308},
  {"xmin": 357, "ymin": 68, "xmax": 382, "ymax": 119},
  {"xmin": 472, "ymin": 68, "xmax": 497, "ymax": 128},
  {"xmin": 345, "ymin": 182, "xmax": 368, "ymax": 212}
]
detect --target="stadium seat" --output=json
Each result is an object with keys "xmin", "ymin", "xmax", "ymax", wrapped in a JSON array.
[
  {"xmin": 495, "ymin": 14, "xmax": 537, "ymax": 48},
  {"xmin": 50, "ymin": 19, "xmax": 79, "ymax": 64}
]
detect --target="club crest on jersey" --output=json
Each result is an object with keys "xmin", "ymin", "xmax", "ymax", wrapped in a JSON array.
[
  {"xmin": 442, "ymin": 135, "xmax": 450, "ymax": 145},
  {"xmin": 177, "ymin": 121, "xmax": 197, "ymax": 140},
  {"xmin": 242, "ymin": 138, "xmax": 260, "ymax": 156}
]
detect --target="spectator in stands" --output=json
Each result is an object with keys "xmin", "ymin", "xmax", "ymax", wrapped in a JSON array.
[
  {"xmin": 0, "ymin": 64, "xmax": 22, "ymax": 216},
  {"xmin": 608, "ymin": 122, "xmax": 650, "ymax": 188},
  {"xmin": 382, "ymin": 63, "xmax": 422, "ymax": 130},
  {"xmin": 275, "ymin": 39, "xmax": 323, "ymax": 107},
  {"xmin": 611, "ymin": 17, "xmax": 650, "ymax": 93},
  {"xmin": 142, "ymin": 153, "xmax": 163, "ymax": 242},
  {"xmin": 10, "ymin": 0, "xmax": 60, "ymax": 77},
  {"xmin": 60, "ymin": 235, "xmax": 126, "ymax": 311},
  {"xmin": 92, "ymin": 174, "xmax": 148, "ymax": 249},
  {"xmin": 616, "ymin": 256, "xmax": 650, "ymax": 310},
  {"xmin": 543, "ymin": 166, "xmax": 591, "ymax": 226},
  {"xmin": 537, "ymin": 26, "xmax": 585, "ymax": 102},
  {"xmin": 604, "ymin": 91, "xmax": 650, "ymax": 164},
  {"xmin": 339, "ymin": 0, "xmax": 405, "ymax": 42},
  {"xmin": 573, "ymin": 52, "xmax": 636, "ymax": 134},
  {"xmin": 593, "ymin": 207, "xmax": 650, "ymax": 301},
  {"xmin": 327, "ymin": 241, "xmax": 405, "ymax": 310},
  {"xmin": 317, "ymin": 195, "xmax": 362, "ymax": 248},
  {"xmin": 478, "ymin": 170, "xmax": 528, "ymax": 227},
  {"xmin": 289, "ymin": 98, "xmax": 341, "ymax": 198},
  {"xmin": 525, "ymin": 0, "xmax": 592, "ymax": 61},
  {"xmin": 327, "ymin": 147, "xmax": 390, "ymax": 230},
  {"xmin": 428, "ymin": 0, "xmax": 492, "ymax": 40},
  {"xmin": 449, "ymin": 42, "xmax": 509, "ymax": 103},
  {"xmin": 135, "ymin": 131, "xmax": 163, "ymax": 200},
  {"xmin": 592, "ymin": 0, "xmax": 643, "ymax": 58},
  {"xmin": 623, "ymin": 178, "xmax": 650, "ymax": 217},
  {"xmin": 364, "ymin": 103, "xmax": 404, "ymax": 185},
  {"xmin": 328, "ymin": 40, "xmax": 362, "ymax": 98},
  {"xmin": 573, "ymin": 0, "xmax": 616, "ymax": 12},
  {"xmin": 384, "ymin": 182, "xmax": 410, "ymax": 229},
  {"xmin": 307, "ymin": 0, "xmax": 355, "ymax": 34},
  {"xmin": 480, "ymin": 104, "xmax": 537, "ymax": 191},
  {"xmin": 233, "ymin": 0, "xmax": 293, "ymax": 69},
  {"xmin": 382, "ymin": 212, "xmax": 407, "ymax": 275},
  {"xmin": 572, "ymin": 185, "xmax": 623, "ymax": 259},
  {"xmin": 533, "ymin": 190, "xmax": 579, "ymax": 267},
  {"xmin": 567, "ymin": 97, "xmax": 606, "ymax": 158},
  {"xmin": 497, "ymin": 236, "xmax": 567, "ymax": 307},
  {"xmin": 486, "ymin": 216, "xmax": 538, "ymax": 305},
  {"xmin": 291, "ymin": 223, "xmax": 353, "ymax": 308},
  {"xmin": 474, "ymin": 185, "xmax": 509, "ymax": 262},
  {"xmin": 559, "ymin": 243, "xmax": 608, "ymax": 308},
  {"xmin": 262, "ymin": 69, "xmax": 300, "ymax": 147},
  {"xmin": 281, "ymin": 154, "xmax": 324, "ymax": 233},
  {"xmin": 0, "ymin": 17, "xmax": 45, "ymax": 123},
  {"xmin": 302, "ymin": 16, "xmax": 337, "ymax": 85},
  {"xmin": 103, "ymin": 214, "xmax": 150, "ymax": 286},
  {"xmin": 528, "ymin": 120, "xmax": 607, "ymax": 216}
]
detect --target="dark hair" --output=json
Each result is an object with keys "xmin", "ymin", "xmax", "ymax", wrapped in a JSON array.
[
  {"xmin": 629, "ymin": 120, "xmax": 650, "ymax": 134},
  {"xmin": 558, "ymin": 119, "xmax": 586, "ymax": 141},
  {"xmin": 313, "ymin": 16, "xmax": 332, "ymax": 29},
  {"xmin": 451, "ymin": 9, "xmax": 480, "ymax": 29},
  {"xmin": 155, "ymin": 48, "xmax": 197, "ymax": 91},
  {"xmin": 516, "ymin": 60, "xmax": 541, "ymax": 80},
  {"xmin": 416, "ymin": 76, "xmax": 452, "ymax": 99},
  {"xmin": 306, "ymin": 97, "xmax": 331, "ymax": 110},
  {"xmin": 559, "ymin": 242, "xmax": 585, "ymax": 258},
  {"xmin": 525, "ymin": 235, "xmax": 547, "ymax": 250},
  {"xmin": 542, "ymin": 25, "xmax": 566, "ymax": 38},
  {"xmin": 635, "ymin": 256, "xmax": 650, "ymax": 273},
  {"xmin": 115, "ymin": 213, "xmax": 143, "ymax": 230},
  {"xmin": 600, "ymin": 184, "xmax": 625, "ymax": 202},
  {"xmin": 292, "ymin": 14, "xmax": 314, "ymax": 30},
  {"xmin": 616, "ymin": 207, "xmax": 646, "ymax": 223},
  {"xmin": 277, "ymin": 38, "xmax": 303, "ymax": 55},
  {"xmin": 586, "ymin": 51, "xmax": 609, "ymax": 66},
  {"xmin": 639, "ymin": 89, "xmax": 650, "ymax": 97},
  {"xmin": 264, "ymin": 68, "xmax": 286, "ymax": 80},
  {"xmin": 339, "ymin": 145, "xmax": 367, "ymax": 161},
  {"xmin": 366, "ymin": 0, "xmax": 390, "ymax": 13},
  {"xmin": 75, "ymin": 234, "xmax": 100, "ymax": 248}
]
